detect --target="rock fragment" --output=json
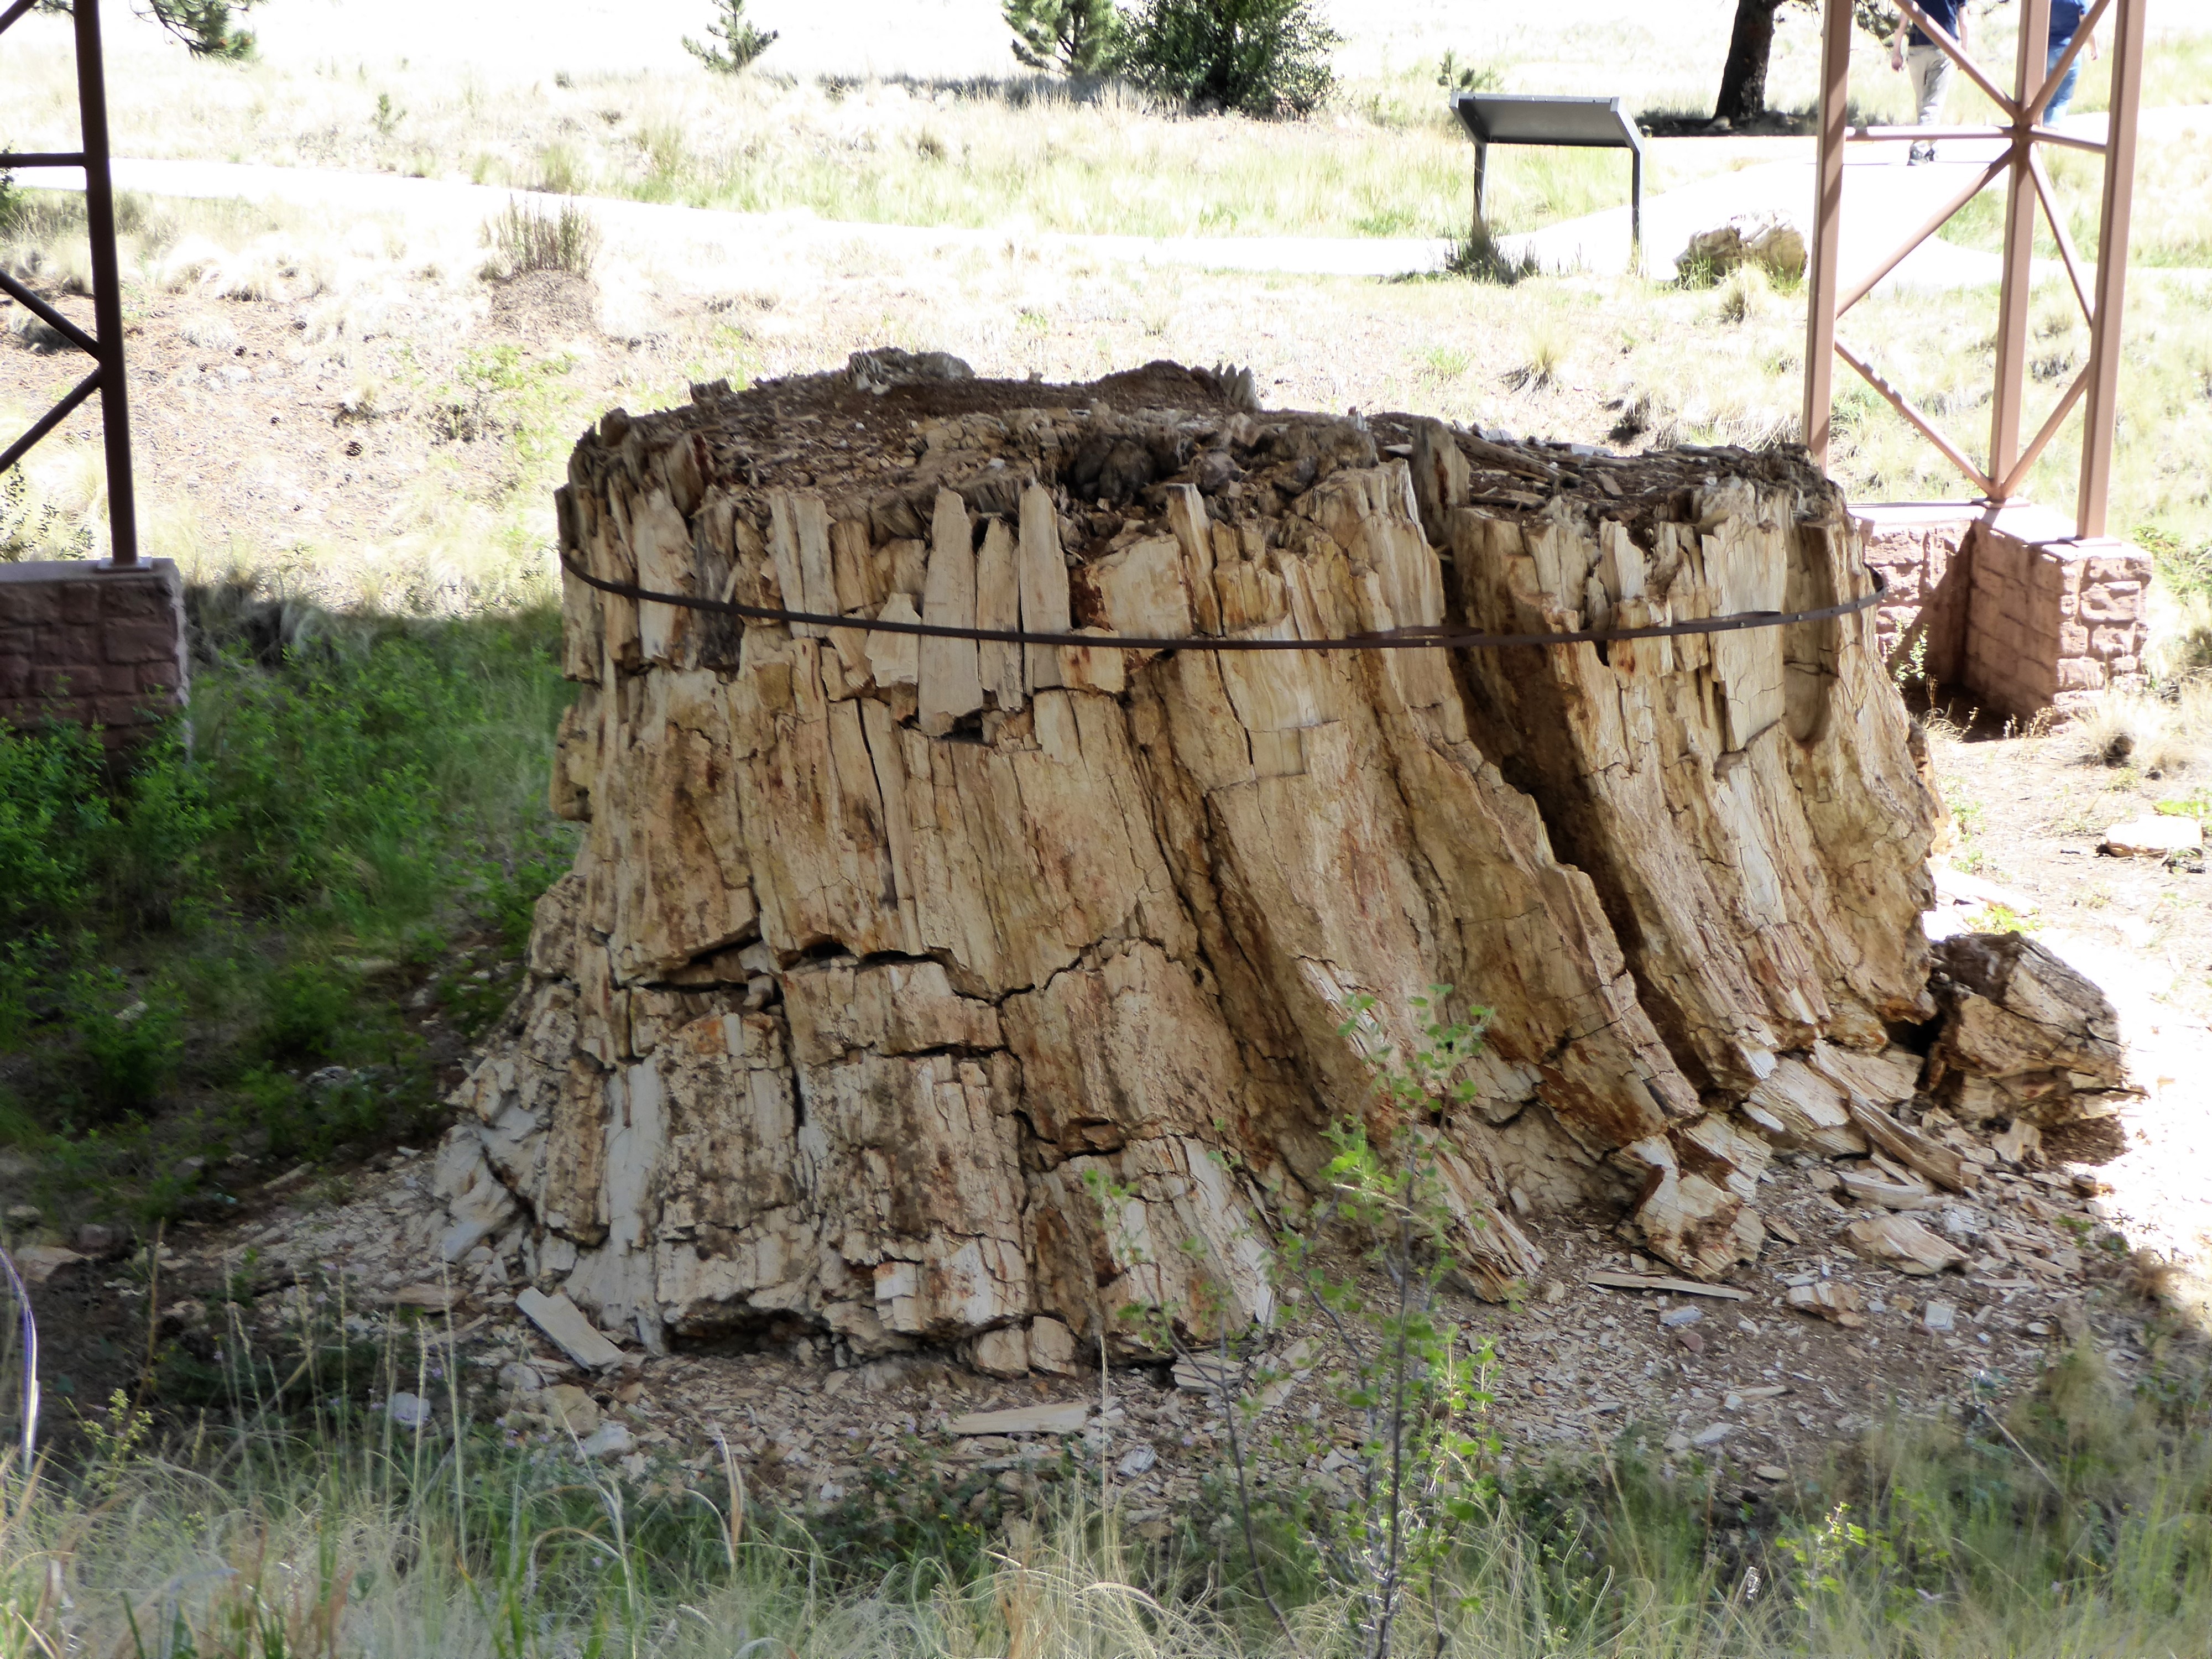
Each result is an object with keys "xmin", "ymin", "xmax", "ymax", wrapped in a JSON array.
[
  {"xmin": 1926, "ymin": 933, "xmax": 2129, "ymax": 1126},
  {"xmin": 1846, "ymin": 1213, "xmax": 1968, "ymax": 1276},
  {"xmin": 1786, "ymin": 1281, "xmax": 1865, "ymax": 1326},
  {"xmin": 518, "ymin": 1287, "xmax": 628, "ymax": 1371},
  {"xmin": 946, "ymin": 1402, "xmax": 1091, "ymax": 1436},
  {"xmin": 2099, "ymin": 816, "xmax": 2200, "ymax": 858}
]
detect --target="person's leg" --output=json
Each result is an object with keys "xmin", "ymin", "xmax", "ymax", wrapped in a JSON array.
[
  {"xmin": 2044, "ymin": 36, "xmax": 2083, "ymax": 122},
  {"xmin": 1911, "ymin": 44, "xmax": 1955, "ymax": 159}
]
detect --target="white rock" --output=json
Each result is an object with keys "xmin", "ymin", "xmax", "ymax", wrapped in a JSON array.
[
  {"xmin": 517, "ymin": 1287, "xmax": 628, "ymax": 1370},
  {"xmin": 1027, "ymin": 1316, "xmax": 1079, "ymax": 1376},
  {"xmin": 946, "ymin": 1402, "xmax": 1091, "ymax": 1436},
  {"xmin": 1117, "ymin": 1444, "xmax": 1157, "ymax": 1478},
  {"xmin": 578, "ymin": 1422, "xmax": 634, "ymax": 1460},
  {"xmin": 432, "ymin": 1130, "xmax": 519, "ymax": 1262},
  {"xmin": 1923, "ymin": 1301, "xmax": 1958, "ymax": 1333},
  {"xmin": 972, "ymin": 1326, "xmax": 1029, "ymax": 1378},
  {"xmin": 1659, "ymin": 1306, "xmax": 1704, "ymax": 1329},
  {"xmin": 1171, "ymin": 1356, "xmax": 1237, "ymax": 1391},
  {"xmin": 1692, "ymin": 1422, "xmax": 1733, "ymax": 1447},
  {"xmin": 1681, "ymin": 212, "xmax": 1808, "ymax": 281},
  {"xmin": 2101, "ymin": 816, "xmax": 2201, "ymax": 857},
  {"xmin": 12, "ymin": 1245, "xmax": 87, "ymax": 1284},
  {"xmin": 386, "ymin": 1391, "xmax": 431, "ymax": 1428}
]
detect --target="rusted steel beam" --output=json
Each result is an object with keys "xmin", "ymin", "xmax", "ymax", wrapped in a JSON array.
[
  {"xmin": 1835, "ymin": 337, "xmax": 1997, "ymax": 497},
  {"xmin": 1997, "ymin": 364, "xmax": 2091, "ymax": 500},
  {"xmin": 72, "ymin": 0, "xmax": 138, "ymax": 567},
  {"xmin": 2030, "ymin": 0, "xmax": 2116, "ymax": 122},
  {"xmin": 1990, "ymin": 0, "xmax": 2051, "ymax": 494},
  {"xmin": 1802, "ymin": 0, "xmax": 1853, "ymax": 467},
  {"xmin": 2028, "ymin": 150, "xmax": 2098, "ymax": 326},
  {"xmin": 1892, "ymin": 0, "xmax": 2019, "ymax": 118},
  {"xmin": 2078, "ymin": 0, "xmax": 2143, "ymax": 539},
  {"xmin": 1836, "ymin": 154, "xmax": 2008, "ymax": 320}
]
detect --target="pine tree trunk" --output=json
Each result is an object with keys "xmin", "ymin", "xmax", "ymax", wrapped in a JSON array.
[
  {"xmin": 1716, "ymin": 0, "xmax": 1787, "ymax": 125},
  {"xmin": 436, "ymin": 362, "xmax": 1949, "ymax": 1371}
]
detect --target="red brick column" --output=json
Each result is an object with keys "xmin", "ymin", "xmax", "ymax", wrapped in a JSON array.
[
  {"xmin": 1851, "ymin": 503, "xmax": 1978, "ymax": 683},
  {"xmin": 1963, "ymin": 506, "xmax": 2150, "ymax": 721},
  {"xmin": 0, "ymin": 559, "xmax": 189, "ymax": 749},
  {"xmin": 1849, "ymin": 502, "xmax": 2152, "ymax": 723}
]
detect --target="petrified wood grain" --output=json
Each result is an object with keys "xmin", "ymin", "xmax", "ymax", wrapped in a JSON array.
[{"xmin": 445, "ymin": 361, "xmax": 1953, "ymax": 1369}]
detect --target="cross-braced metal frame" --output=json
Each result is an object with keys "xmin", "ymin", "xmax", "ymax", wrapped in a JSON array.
[
  {"xmin": 1802, "ymin": 0, "xmax": 2145, "ymax": 538},
  {"xmin": 0, "ymin": 0, "xmax": 138, "ymax": 567}
]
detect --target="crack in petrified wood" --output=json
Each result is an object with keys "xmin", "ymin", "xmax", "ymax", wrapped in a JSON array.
[{"xmin": 442, "ymin": 370, "xmax": 1943, "ymax": 1370}]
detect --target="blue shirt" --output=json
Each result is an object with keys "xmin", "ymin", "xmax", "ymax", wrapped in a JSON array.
[
  {"xmin": 1908, "ymin": 0, "xmax": 1964, "ymax": 45},
  {"xmin": 2051, "ymin": 0, "xmax": 2085, "ymax": 40}
]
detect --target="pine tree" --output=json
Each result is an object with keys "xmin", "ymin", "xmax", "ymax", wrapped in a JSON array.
[
  {"xmin": 35, "ymin": 0, "xmax": 260, "ymax": 60},
  {"xmin": 1003, "ymin": 0, "xmax": 1121, "ymax": 76},
  {"xmin": 682, "ymin": 0, "xmax": 778, "ymax": 76}
]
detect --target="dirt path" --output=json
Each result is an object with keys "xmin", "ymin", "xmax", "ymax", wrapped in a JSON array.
[
  {"xmin": 1926, "ymin": 718, "xmax": 2212, "ymax": 1292},
  {"xmin": 15, "ymin": 108, "xmax": 2205, "ymax": 293}
]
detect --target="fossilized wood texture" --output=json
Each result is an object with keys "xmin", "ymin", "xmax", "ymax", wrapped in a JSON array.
[
  {"xmin": 1925, "ymin": 933, "xmax": 2132, "ymax": 1125},
  {"xmin": 446, "ymin": 367, "xmax": 1943, "ymax": 1367}
]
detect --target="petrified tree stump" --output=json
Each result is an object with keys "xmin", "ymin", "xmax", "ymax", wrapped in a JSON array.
[{"xmin": 439, "ymin": 359, "xmax": 1947, "ymax": 1371}]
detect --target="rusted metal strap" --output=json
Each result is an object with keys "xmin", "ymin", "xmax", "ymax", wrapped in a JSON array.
[{"xmin": 557, "ymin": 548, "xmax": 1886, "ymax": 654}]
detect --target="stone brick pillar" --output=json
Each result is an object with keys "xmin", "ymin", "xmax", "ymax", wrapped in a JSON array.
[
  {"xmin": 1854, "ymin": 503, "xmax": 1975, "ymax": 683},
  {"xmin": 1849, "ymin": 502, "xmax": 2152, "ymax": 723},
  {"xmin": 0, "ymin": 559, "xmax": 189, "ymax": 749},
  {"xmin": 1961, "ymin": 504, "xmax": 2150, "ymax": 721}
]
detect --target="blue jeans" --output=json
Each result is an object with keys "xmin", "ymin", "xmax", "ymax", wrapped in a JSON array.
[{"xmin": 2045, "ymin": 38, "xmax": 2083, "ymax": 122}]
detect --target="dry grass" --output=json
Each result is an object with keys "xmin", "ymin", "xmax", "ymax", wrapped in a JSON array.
[
  {"xmin": 3, "ymin": 7, "xmax": 2209, "ymax": 619},
  {"xmin": 2064, "ymin": 677, "xmax": 2212, "ymax": 776},
  {"xmin": 7, "ymin": 177, "xmax": 2210, "ymax": 615},
  {"xmin": 0, "ymin": 4, "xmax": 1866, "ymax": 244}
]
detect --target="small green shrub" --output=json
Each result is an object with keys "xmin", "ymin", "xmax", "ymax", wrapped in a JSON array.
[
  {"xmin": 67, "ymin": 969, "xmax": 182, "ymax": 1114},
  {"xmin": 1117, "ymin": 0, "xmax": 1340, "ymax": 117},
  {"xmin": 0, "ymin": 611, "xmax": 576, "ymax": 1208},
  {"xmin": 0, "ymin": 717, "xmax": 108, "ymax": 936},
  {"xmin": 1446, "ymin": 226, "xmax": 1540, "ymax": 285},
  {"xmin": 257, "ymin": 961, "xmax": 356, "ymax": 1063},
  {"xmin": 483, "ymin": 198, "xmax": 602, "ymax": 280},
  {"xmin": 1434, "ymin": 50, "xmax": 1501, "ymax": 94},
  {"xmin": 682, "ymin": 0, "xmax": 777, "ymax": 75}
]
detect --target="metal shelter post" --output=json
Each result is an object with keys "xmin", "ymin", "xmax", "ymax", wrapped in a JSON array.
[
  {"xmin": 1802, "ymin": 0, "xmax": 1854, "ymax": 467},
  {"xmin": 1802, "ymin": 0, "xmax": 2143, "ymax": 538},
  {"xmin": 0, "ymin": 0, "xmax": 138, "ymax": 568},
  {"xmin": 2078, "ymin": 0, "xmax": 2145, "ymax": 538},
  {"xmin": 1989, "ymin": 0, "xmax": 2051, "ymax": 493}
]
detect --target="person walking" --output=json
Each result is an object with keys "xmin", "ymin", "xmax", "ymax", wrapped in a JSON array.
[
  {"xmin": 2044, "ymin": 0, "xmax": 2099, "ymax": 123},
  {"xmin": 1891, "ymin": 0, "xmax": 1972, "ymax": 164}
]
